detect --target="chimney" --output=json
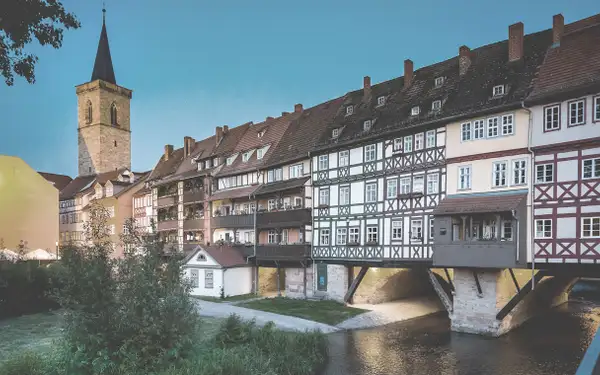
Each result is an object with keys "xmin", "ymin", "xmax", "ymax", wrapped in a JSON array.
[
  {"xmin": 215, "ymin": 126, "xmax": 223, "ymax": 145},
  {"xmin": 183, "ymin": 136, "xmax": 195, "ymax": 157},
  {"xmin": 459, "ymin": 45, "xmax": 472, "ymax": 76},
  {"xmin": 508, "ymin": 22, "xmax": 524, "ymax": 62},
  {"xmin": 223, "ymin": 125, "xmax": 229, "ymax": 133},
  {"xmin": 164, "ymin": 144, "xmax": 174, "ymax": 161},
  {"xmin": 266, "ymin": 116, "xmax": 274, "ymax": 121},
  {"xmin": 281, "ymin": 111, "xmax": 290, "ymax": 116},
  {"xmin": 404, "ymin": 59, "xmax": 414, "ymax": 88},
  {"xmin": 294, "ymin": 103, "xmax": 303, "ymax": 113},
  {"xmin": 553, "ymin": 14, "xmax": 564, "ymax": 44}
]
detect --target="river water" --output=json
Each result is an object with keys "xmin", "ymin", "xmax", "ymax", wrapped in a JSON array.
[{"xmin": 323, "ymin": 288, "xmax": 600, "ymax": 375}]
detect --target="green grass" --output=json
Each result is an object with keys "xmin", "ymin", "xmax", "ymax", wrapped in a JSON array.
[
  {"xmin": 194, "ymin": 293, "xmax": 260, "ymax": 303},
  {"xmin": 240, "ymin": 297, "xmax": 368, "ymax": 325}
]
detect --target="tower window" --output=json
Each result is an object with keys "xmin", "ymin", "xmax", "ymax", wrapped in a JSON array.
[
  {"xmin": 86, "ymin": 100, "xmax": 92, "ymax": 124},
  {"xmin": 114, "ymin": 140, "xmax": 117, "ymax": 147},
  {"xmin": 110, "ymin": 103, "xmax": 118, "ymax": 126}
]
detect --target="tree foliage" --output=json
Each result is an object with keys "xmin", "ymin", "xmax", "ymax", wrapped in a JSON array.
[{"xmin": 0, "ymin": 0, "xmax": 80, "ymax": 86}]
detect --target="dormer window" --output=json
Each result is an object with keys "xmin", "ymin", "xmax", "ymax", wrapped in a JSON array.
[
  {"xmin": 411, "ymin": 106, "xmax": 420, "ymax": 116},
  {"xmin": 205, "ymin": 159, "xmax": 212, "ymax": 169},
  {"xmin": 346, "ymin": 106, "xmax": 354, "ymax": 116},
  {"xmin": 226, "ymin": 154, "xmax": 237, "ymax": 165},
  {"xmin": 434, "ymin": 77, "xmax": 444, "ymax": 88},
  {"xmin": 363, "ymin": 120, "xmax": 372, "ymax": 132},
  {"xmin": 257, "ymin": 145, "xmax": 269, "ymax": 160},
  {"xmin": 432, "ymin": 100, "xmax": 442, "ymax": 111},
  {"xmin": 257, "ymin": 130, "xmax": 265, "ymax": 138},
  {"xmin": 332, "ymin": 128, "xmax": 340, "ymax": 138},
  {"xmin": 197, "ymin": 253, "xmax": 206, "ymax": 261},
  {"xmin": 377, "ymin": 96, "xmax": 386, "ymax": 106},
  {"xmin": 493, "ymin": 85, "xmax": 505, "ymax": 97},
  {"xmin": 242, "ymin": 151, "xmax": 252, "ymax": 162}
]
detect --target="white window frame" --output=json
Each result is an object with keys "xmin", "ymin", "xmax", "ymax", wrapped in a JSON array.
[
  {"xmin": 594, "ymin": 96, "xmax": 600, "ymax": 122},
  {"xmin": 430, "ymin": 218, "xmax": 435, "ymax": 240},
  {"xmin": 346, "ymin": 105, "xmax": 353, "ymax": 116},
  {"xmin": 363, "ymin": 120, "xmax": 372, "ymax": 132},
  {"xmin": 411, "ymin": 106, "xmax": 420, "ymax": 116},
  {"xmin": 268, "ymin": 199, "xmax": 276, "ymax": 211},
  {"xmin": 544, "ymin": 104, "xmax": 560, "ymax": 131},
  {"xmin": 414, "ymin": 133, "xmax": 424, "ymax": 150},
  {"xmin": 512, "ymin": 159, "xmax": 527, "ymax": 186},
  {"xmin": 461, "ymin": 122, "xmax": 472, "ymax": 141},
  {"xmin": 413, "ymin": 175, "xmax": 424, "ymax": 194},
  {"xmin": 458, "ymin": 165, "xmax": 472, "ymax": 190},
  {"xmin": 204, "ymin": 270, "xmax": 214, "ymax": 289},
  {"xmin": 535, "ymin": 219, "xmax": 552, "ymax": 239},
  {"xmin": 427, "ymin": 173, "xmax": 439, "ymax": 194},
  {"xmin": 583, "ymin": 158, "xmax": 600, "ymax": 179},
  {"xmin": 473, "ymin": 119, "xmax": 485, "ymax": 139},
  {"xmin": 349, "ymin": 227, "xmax": 360, "ymax": 244},
  {"xmin": 492, "ymin": 161, "xmax": 508, "ymax": 188},
  {"xmin": 339, "ymin": 150, "xmax": 349, "ymax": 167},
  {"xmin": 391, "ymin": 221, "xmax": 402, "ymax": 240},
  {"xmin": 404, "ymin": 136, "xmax": 413, "ymax": 153},
  {"xmin": 366, "ymin": 226, "xmax": 378, "ymax": 244},
  {"xmin": 393, "ymin": 138, "xmax": 403, "ymax": 152},
  {"xmin": 426, "ymin": 130, "xmax": 436, "ymax": 148},
  {"xmin": 268, "ymin": 230, "xmax": 277, "ymax": 243},
  {"xmin": 332, "ymin": 128, "xmax": 339, "ymax": 138},
  {"xmin": 535, "ymin": 164, "xmax": 554, "ymax": 184},
  {"xmin": 387, "ymin": 179, "xmax": 398, "ymax": 199},
  {"xmin": 568, "ymin": 99, "xmax": 585, "ymax": 126},
  {"xmin": 318, "ymin": 155, "xmax": 328, "ymax": 170},
  {"xmin": 339, "ymin": 186, "xmax": 350, "ymax": 205},
  {"xmin": 364, "ymin": 144, "xmax": 376, "ymax": 162},
  {"xmin": 487, "ymin": 117, "xmax": 499, "ymax": 137},
  {"xmin": 582, "ymin": 217, "xmax": 600, "ymax": 238},
  {"xmin": 501, "ymin": 114, "xmax": 514, "ymax": 135},
  {"xmin": 434, "ymin": 77, "xmax": 444, "ymax": 88},
  {"xmin": 493, "ymin": 85, "xmax": 505, "ymax": 96},
  {"xmin": 242, "ymin": 151, "xmax": 252, "ymax": 162},
  {"xmin": 336, "ymin": 228, "xmax": 347, "ymax": 245},
  {"xmin": 365, "ymin": 183, "xmax": 377, "ymax": 203},
  {"xmin": 377, "ymin": 96, "xmax": 386, "ymax": 106},
  {"xmin": 320, "ymin": 229, "xmax": 330, "ymax": 245},
  {"xmin": 289, "ymin": 164, "xmax": 303, "ymax": 178},
  {"xmin": 399, "ymin": 177, "xmax": 411, "ymax": 195},
  {"xmin": 319, "ymin": 188, "xmax": 329, "ymax": 206},
  {"xmin": 410, "ymin": 219, "xmax": 423, "ymax": 241},
  {"xmin": 257, "ymin": 148, "xmax": 265, "ymax": 160},
  {"xmin": 432, "ymin": 100, "xmax": 442, "ymax": 111}
]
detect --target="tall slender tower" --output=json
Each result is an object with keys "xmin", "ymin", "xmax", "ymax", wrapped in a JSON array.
[{"xmin": 75, "ymin": 7, "xmax": 133, "ymax": 176}]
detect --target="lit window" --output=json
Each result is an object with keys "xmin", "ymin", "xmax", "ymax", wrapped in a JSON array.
[
  {"xmin": 434, "ymin": 77, "xmax": 444, "ymax": 88},
  {"xmin": 411, "ymin": 106, "xmax": 420, "ymax": 116},
  {"xmin": 544, "ymin": 105, "xmax": 560, "ymax": 131},
  {"xmin": 339, "ymin": 150, "xmax": 349, "ymax": 167},
  {"xmin": 415, "ymin": 133, "xmax": 424, "ymax": 150},
  {"xmin": 535, "ymin": 164, "xmax": 554, "ymax": 183},
  {"xmin": 366, "ymin": 226, "xmax": 378, "ymax": 243},
  {"xmin": 332, "ymin": 128, "xmax": 339, "ymax": 138},
  {"xmin": 410, "ymin": 219, "xmax": 423, "ymax": 241},
  {"xmin": 339, "ymin": 186, "xmax": 350, "ymax": 205},
  {"xmin": 427, "ymin": 173, "xmax": 439, "ymax": 194},
  {"xmin": 501, "ymin": 114, "xmax": 514, "ymax": 135},
  {"xmin": 432, "ymin": 100, "xmax": 442, "ymax": 111},
  {"xmin": 513, "ymin": 159, "xmax": 527, "ymax": 185},
  {"xmin": 583, "ymin": 158, "xmax": 600, "ymax": 179},
  {"xmin": 392, "ymin": 221, "xmax": 402, "ymax": 240},
  {"xmin": 363, "ymin": 120, "xmax": 372, "ymax": 132},
  {"xmin": 320, "ymin": 229, "xmax": 330, "ymax": 245},
  {"xmin": 493, "ymin": 85, "xmax": 505, "ymax": 97},
  {"xmin": 426, "ymin": 130, "xmax": 436, "ymax": 148},
  {"xmin": 461, "ymin": 122, "xmax": 472, "ymax": 141},
  {"xmin": 569, "ymin": 99, "xmax": 585, "ymax": 126},
  {"xmin": 487, "ymin": 117, "xmax": 499, "ymax": 137},
  {"xmin": 364, "ymin": 144, "xmax": 376, "ymax": 162},
  {"xmin": 535, "ymin": 219, "xmax": 552, "ymax": 239},
  {"xmin": 404, "ymin": 136, "xmax": 413, "ymax": 153},
  {"xmin": 582, "ymin": 217, "xmax": 600, "ymax": 238},
  {"xmin": 365, "ymin": 183, "xmax": 377, "ymax": 202},
  {"xmin": 386, "ymin": 179, "xmax": 398, "ymax": 199},
  {"xmin": 318, "ymin": 155, "xmax": 328, "ymax": 170},
  {"xmin": 346, "ymin": 106, "xmax": 354, "ymax": 115},
  {"xmin": 377, "ymin": 96, "xmax": 386, "ymax": 106},
  {"xmin": 492, "ymin": 161, "xmax": 508, "ymax": 187},
  {"xmin": 458, "ymin": 166, "xmax": 471, "ymax": 190},
  {"xmin": 473, "ymin": 120, "xmax": 485, "ymax": 139}
]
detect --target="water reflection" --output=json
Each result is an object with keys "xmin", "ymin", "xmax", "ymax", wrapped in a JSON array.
[{"xmin": 323, "ymin": 300, "xmax": 600, "ymax": 375}]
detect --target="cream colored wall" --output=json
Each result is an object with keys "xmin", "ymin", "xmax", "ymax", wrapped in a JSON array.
[
  {"xmin": 0, "ymin": 156, "xmax": 58, "ymax": 251},
  {"xmin": 446, "ymin": 109, "xmax": 530, "ymax": 159}
]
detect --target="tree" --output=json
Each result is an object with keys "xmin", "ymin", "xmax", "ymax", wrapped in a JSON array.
[{"xmin": 0, "ymin": 0, "xmax": 80, "ymax": 86}]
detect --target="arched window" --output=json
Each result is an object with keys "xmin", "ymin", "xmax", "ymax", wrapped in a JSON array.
[
  {"xmin": 110, "ymin": 103, "xmax": 118, "ymax": 126},
  {"xmin": 85, "ymin": 101, "xmax": 92, "ymax": 124}
]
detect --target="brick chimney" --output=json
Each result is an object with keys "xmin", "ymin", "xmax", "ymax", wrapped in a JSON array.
[
  {"xmin": 215, "ymin": 126, "xmax": 223, "ymax": 145},
  {"xmin": 294, "ymin": 103, "xmax": 303, "ymax": 113},
  {"xmin": 183, "ymin": 136, "xmax": 195, "ymax": 157},
  {"xmin": 459, "ymin": 45, "xmax": 472, "ymax": 76},
  {"xmin": 404, "ymin": 59, "xmax": 414, "ymax": 88},
  {"xmin": 281, "ymin": 111, "xmax": 290, "ymax": 116},
  {"xmin": 553, "ymin": 14, "xmax": 564, "ymax": 44},
  {"xmin": 363, "ymin": 76, "xmax": 371, "ymax": 99},
  {"xmin": 508, "ymin": 22, "xmax": 524, "ymax": 62},
  {"xmin": 164, "ymin": 144, "xmax": 174, "ymax": 161},
  {"xmin": 223, "ymin": 125, "xmax": 229, "ymax": 133},
  {"xmin": 266, "ymin": 116, "xmax": 274, "ymax": 121}
]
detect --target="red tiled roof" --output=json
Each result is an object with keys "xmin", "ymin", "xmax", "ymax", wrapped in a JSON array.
[
  {"xmin": 204, "ymin": 245, "xmax": 247, "ymax": 267},
  {"xmin": 433, "ymin": 191, "xmax": 527, "ymax": 215},
  {"xmin": 38, "ymin": 172, "xmax": 72, "ymax": 191}
]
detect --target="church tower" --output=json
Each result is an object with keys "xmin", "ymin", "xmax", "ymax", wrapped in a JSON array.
[{"xmin": 76, "ymin": 8, "xmax": 133, "ymax": 176}]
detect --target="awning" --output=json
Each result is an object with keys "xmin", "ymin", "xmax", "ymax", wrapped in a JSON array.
[
  {"xmin": 252, "ymin": 177, "xmax": 310, "ymax": 197},
  {"xmin": 209, "ymin": 185, "xmax": 258, "ymax": 202},
  {"xmin": 433, "ymin": 191, "xmax": 527, "ymax": 215}
]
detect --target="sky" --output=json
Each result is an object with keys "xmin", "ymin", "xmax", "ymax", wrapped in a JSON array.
[{"xmin": 1, "ymin": 0, "xmax": 599, "ymax": 177}]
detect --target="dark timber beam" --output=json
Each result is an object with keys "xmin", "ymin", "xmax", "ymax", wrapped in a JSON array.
[
  {"xmin": 344, "ymin": 266, "xmax": 369, "ymax": 304},
  {"xmin": 473, "ymin": 271, "xmax": 482, "ymax": 295},
  {"xmin": 444, "ymin": 268, "xmax": 455, "ymax": 292},
  {"xmin": 496, "ymin": 271, "xmax": 546, "ymax": 321},
  {"xmin": 508, "ymin": 269, "xmax": 521, "ymax": 293}
]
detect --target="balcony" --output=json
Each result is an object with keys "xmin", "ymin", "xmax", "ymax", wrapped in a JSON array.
[
  {"xmin": 183, "ymin": 190, "xmax": 204, "ymax": 202},
  {"xmin": 254, "ymin": 244, "xmax": 310, "ymax": 260},
  {"xmin": 157, "ymin": 195, "xmax": 177, "ymax": 207},
  {"xmin": 183, "ymin": 218, "xmax": 204, "ymax": 230},
  {"xmin": 211, "ymin": 214, "xmax": 254, "ymax": 229},
  {"xmin": 257, "ymin": 208, "xmax": 311, "ymax": 229},
  {"xmin": 157, "ymin": 220, "xmax": 178, "ymax": 231}
]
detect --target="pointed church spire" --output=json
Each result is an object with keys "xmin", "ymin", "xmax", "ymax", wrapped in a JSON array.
[{"xmin": 91, "ymin": 5, "xmax": 117, "ymax": 84}]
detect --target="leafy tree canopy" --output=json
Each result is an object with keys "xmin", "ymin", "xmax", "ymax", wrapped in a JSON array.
[{"xmin": 0, "ymin": 0, "xmax": 80, "ymax": 86}]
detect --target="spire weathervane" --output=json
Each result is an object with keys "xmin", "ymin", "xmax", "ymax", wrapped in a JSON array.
[{"xmin": 102, "ymin": 2, "xmax": 106, "ymax": 25}]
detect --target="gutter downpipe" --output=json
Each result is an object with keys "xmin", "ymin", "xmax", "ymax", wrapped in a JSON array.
[
  {"xmin": 512, "ymin": 209, "xmax": 519, "ymax": 263},
  {"xmin": 522, "ymin": 101, "xmax": 536, "ymax": 290},
  {"xmin": 308, "ymin": 151, "xmax": 315, "ymax": 296}
]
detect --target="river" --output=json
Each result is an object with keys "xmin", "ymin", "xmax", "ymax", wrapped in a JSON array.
[{"xmin": 323, "ymin": 285, "xmax": 600, "ymax": 375}]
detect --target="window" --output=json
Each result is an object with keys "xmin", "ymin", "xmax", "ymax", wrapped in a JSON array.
[
  {"xmin": 393, "ymin": 138, "xmax": 403, "ymax": 152},
  {"xmin": 339, "ymin": 150, "xmax": 349, "ymax": 167},
  {"xmin": 268, "ymin": 199, "xmax": 276, "ymax": 211},
  {"xmin": 415, "ymin": 133, "xmax": 424, "ymax": 150},
  {"xmin": 535, "ymin": 219, "xmax": 552, "ymax": 238},
  {"xmin": 583, "ymin": 158, "xmax": 600, "ymax": 179},
  {"xmin": 487, "ymin": 117, "xmax": 499, "ymax": 137},
  {"xmin": 458, "ymin": 166, "xmax": 472, "ymax": 190},
  {"xmin": 204, "ymin": 270, "xmax": 214, "ymax": 288},
  {"xmin": 411, "ymin": 106, "xmax": 420, "ymax": 116},
  {"xmin": 387, "ymin": 179, "xmax": 398, "ymax": 199},
  {"xmin": 346, "ymin": 106, "xmax": 353, "ymax": 115},
  {"xmin": 461, "ymin": 122, "xmax": 472, "ymax": 141},
  {"xmin": 366, "ymin": 183, "xmax": 377, "ymax": 202},
  {"xmin": 404, "ymin": 136, "xmax": 413, "ymax": 153},
  {"xmin": 320, "ymin": 229, "xmax": 330, "ymax": 245},
  {"xmin": 366, "ymin": 226, "xmax": 378, "ymax": 243},
  {"xmin": 190, "ymin": 269, "xmax": 199, "ymax": 288},
  {"xmin": 339, "ymin": 186, "xmax": 350, "ymax": 205},
  {"xmin": 411, "ymin": 219, "xmax": 423, "ymax": 241},
  {"xmin": 294, "ymin": 197, "xmax": 303, "ymax": 208},
  {"xmin": 493, "ymin": 85, "xmax": 505, "ymax": 96},
  {"xmin": 289, "ymin": 164, "xmax": 303, "ymax": 178},
  {"xmin": 226, "ymin": 154, "xmax": 236, "ymax": 165},
  {"xmin": 363, "ymin": 120, "xmax": 372, "ymax": 132},
  {"xmin": 377, "ymin": 96, "xmax": 386, "ymax": 106},
  {"xmin": 244, "ymin": 231, "xmax": 255, "ymax": 243},
  {"xmin": 317, "ymin": 264, "xmax": 327, "ymax": 291},
  {"xmin": 512, "ymin": 159, "xmax": 527, "ymax": 185},
  {"xmin": 400, "ymin": 177, "xmax": 411, "ymax": 195},
  {"xmin": 318, "ymin": 155, "xmax": 328, "ymax": 170},
  {"xmin": 332, "ymin": 128, "xmax": 339, "ymax": 138},
  {"xmin": 257, "ymin": 130, "xmax": 265, "ymax": 138},
  {"xmin": 86, "ymin": 101, "xmax": 92, "ymax": 124},
  {"xmin": 365, "ymin": 144, "xmax": 376, "ymax": 162},
  {"xmin": 502, "ymin": 221, "xmax": 513, "ymax": 241},
  {"xmin": 427, "ymin": 173, "xmax": 439, "ymax": 194},
  {"xmin": 392, "ymin": 221, "xmax": 402, "ymax": 240},
  {"xmin": 569, "ymin": 99, "xmax": 585, "ymax": 126},
  {"xmin": 268, "ymin": 230, "xmax": 277, "ymax": 243},
  {"xmin": 337, "ymin": 228, "xmax": 347, "ymax": 245},
  {"xmin": 114, "ymin": 140, "xmax": 117, "ymax": 147},
  {"xmin": 595, "ymin": 96, "xmax": 600, "ymax": 122},
  {"xmin": 434, "ymin": 77, "xmax": 444, "ymax": 88},
  {"xmin": 426, "ymin": 130, "xmax": 436, "ymax": 148},
  {"xmin": 473, "ymin": 120, "xmax": 485, "ymax": 139},
  {"xmin": 492, "ymin": 162, "xmax": 508, "ymax": 187},
  {"xmin": 432, "ymin": 100, "xmax": 442, "ymax": 111},
  {"xmin": 501, "ymin": 114, "xmax": 514, "ymax": 135},
  {"xmin": 349, "ymin": 228, "xmax": 360, "ymax": 244},
  {"xmin": 319, "ymin": 188, "xmax": 329, "ymax": 206},
  {"xmin": 429, "ymin": 218, "xmax": 435, "ymax": 240},
  {"xmin": 267, "ymin": 168, "xmax": 283, "ymax": 182},
  {"xmin": 544, "ymin": 105, "xmax": 560, "ymax": 131},
  {"xmin": 535, "ymin": 164, "xmax": 554, "ymax": 183},
  {"xmin": 582, "ymin": 217, "xmax": 600, "ymax": 238},
  {"xmin": 242, "ymin": 151, "xmax": 252, "ymax": 162},
  {"xmin": 110, "ymin": 103, "xmax": 118, "ymax": 126},
  {"xmin": 413, "ymin": 175, "xmax": 424, "ymax": 193},
  {"xmin": 205, "ymin": 159, "xmax": 212, "ymax": 169},
  {"xmin": 257, "ymin": 148, "xmax": 265, "ymax": 159}
]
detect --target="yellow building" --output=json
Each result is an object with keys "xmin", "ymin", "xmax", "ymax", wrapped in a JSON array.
[{"xmin": 0, "ymin": 155, "xmax": 59, "ymax": 251}]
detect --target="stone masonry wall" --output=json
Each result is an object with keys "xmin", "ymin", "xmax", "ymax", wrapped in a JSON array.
[
  {"xmin": 352, "ymin": 268, "xmax": 435, "ymax": 304},
  {"xmin": 285, "ymin": 267, "xmax": 314, "ymax": 299},
  {"xmin": 317, "ymin": 265, "xmax": 348, "ymax": 302}
]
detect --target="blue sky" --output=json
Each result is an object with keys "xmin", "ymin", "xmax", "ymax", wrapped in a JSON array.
[{"xmin": 2, "ymin": 0, "xmax": 599, "ymax": 177}]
